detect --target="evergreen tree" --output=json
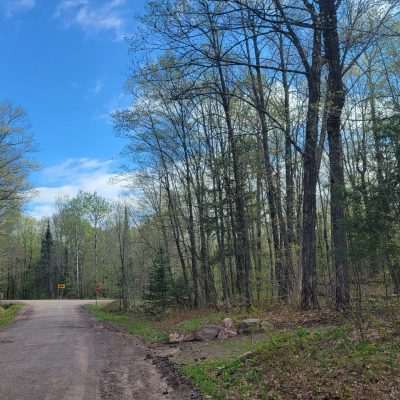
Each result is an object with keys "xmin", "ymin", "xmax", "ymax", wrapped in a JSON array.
[
  {"xmin": 145, "ymin": 247, "xmax": 172, "ymax": 312},
  {"xmin": 36, "ymin": 221, "xmax": 54, "ymax": 299}
]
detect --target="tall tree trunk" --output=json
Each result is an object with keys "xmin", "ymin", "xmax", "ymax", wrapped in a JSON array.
[
  {"xmin": 119, "ymin": 205, "xmax": 129, "ymax": 311},
  {"xmin": 245, "ymin": 25, "xmax": 287, "ymax": 301},
  {"xmin": 320, "ymin": 0, "xmax": 349, "ymax": 310},
  {"xmin": 280, "ymin": 35, "xmax": 296, "ymax": 298},
  {"xmin": 207, "ymin": 123, "xmax": 231, "ymax": 306},
  {"xmin": 205, "ymin": 5, "xmax": 252, "ymax": 306},
  {"xmin": 255, "ymin": 153, "xmax": 263, "ymax": 303},
  {"xmin": 183, "ymin": 145, "xmax": 201, "ymax": 307},
  {"xmin": 157, "ymin": 136, "xmax": 191, "ymax": 304},
  {"xmin": 196, "ymin": 172, "xmax": 216, "ymax": 305},
  {"xmin": 301, "ymin": 28, "xmax": 322, "ymax": 309}
]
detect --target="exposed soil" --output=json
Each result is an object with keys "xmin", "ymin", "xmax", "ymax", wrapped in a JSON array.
[
  {"xmin": 151, "ymin": 307, "xmax": 344, "ymax": 366},
  {"xmin": 0, "ymin": 300, "xmax": 196, "ymax": 400}
]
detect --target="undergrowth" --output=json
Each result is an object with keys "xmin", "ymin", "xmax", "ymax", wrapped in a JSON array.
[{"xmin": 0, "ymin": 304, "xmax": 23, "ymax": 329}]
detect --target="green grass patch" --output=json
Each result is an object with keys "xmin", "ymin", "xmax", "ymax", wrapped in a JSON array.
[
  {"xmin": 170, "ymin": 306, "xmax": 267, "ymax": 335},
  {"xmin": 182, "ymin": 326, "xmax": 400, "ymax": 399},
  {"xmin": 86, "ymin": 303, "xmax": 263, "ymax": 343},
  {"xmin": 0, "ymin": 304, "xmax": 23, "ymax": 329},
  {"xmin": 86, "ymin": 304, "xmax": 168, "ymax": 343},
  {"xmin": 174, "ymin": 313, "xmax": 224, "ymax": 333}
]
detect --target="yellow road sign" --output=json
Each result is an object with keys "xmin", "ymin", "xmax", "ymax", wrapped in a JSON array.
[{"xmin": 57, "ymin": 283, "xmax": 65, "ymax": 289}]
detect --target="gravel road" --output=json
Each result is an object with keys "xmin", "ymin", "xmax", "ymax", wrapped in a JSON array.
[{"xmin": 0, "ymin": 300, "xmax": 192, "ymax": 400}]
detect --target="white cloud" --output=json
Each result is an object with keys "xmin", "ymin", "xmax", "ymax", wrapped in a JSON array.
[
  {"xmin": 27, "ymin": 158, "xmax": 132, "ymax": 219},
  {"xmin": 54, "ymin": 0, "xmax": 129, "ymax": 39},
  {"xmin": 2, "ymin": 0, "xmax": 35, "ymax": 17}
]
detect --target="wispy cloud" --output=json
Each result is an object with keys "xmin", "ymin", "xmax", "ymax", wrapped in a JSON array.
[
  {"xmin": 2, "ymin": 0, "xmax": 35, "ymax": 18},
  {"xmin": 90, "ymin": 78, "xmax": 104, "ymax": 95},
  {"xmin": 54, "ymin": 0, "xmax": 129, "ymax": 39},
  {"xmin": 97, "ymin": 92, "xmax": 132, "ymax": 123},
  {"xmin": 28, "ymin": 158, "xmax": 132, "ymax": 219}
]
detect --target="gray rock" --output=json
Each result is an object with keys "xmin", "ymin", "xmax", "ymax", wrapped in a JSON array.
[
  {"xmin": 238, "ymin": 318, "xmax": 262, "ymax": 334},
  {"xmin": 194, "ymin": 325, "xmax": 222, "ymax": 341},
  {"xmin": 238, "ymin": 318, "xmax": 273, "ymax": 334}
]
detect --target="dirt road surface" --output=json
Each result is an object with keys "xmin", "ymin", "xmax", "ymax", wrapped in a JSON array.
[{"xmin": 0, "ymin": 300, "xmax": 192, "ymax": 400}]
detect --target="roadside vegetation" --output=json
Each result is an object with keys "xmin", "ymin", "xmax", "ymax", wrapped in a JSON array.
[
  {"xmin": 183, "ymin": 325, "xmax": 400, "ymax": 400},
  {"xmin": 89, "ymin": 298, "xmax": 400, "ymax": 399},
  {"xmin": 1, "ymin": 0, "xmax": 400, "ymax": 398},
  {"xmin": 0, "ymin": 304, "xmax": 23, "ymax": 329},
  {"xmin": 87, "ymin": 302, "xmax": 262, "ymax": 343},
  {"xmin": 87, "ymin": 303, "xmax": 168, "ymax": 343}
]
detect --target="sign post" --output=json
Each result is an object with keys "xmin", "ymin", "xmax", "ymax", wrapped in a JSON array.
[
  {"xmin": 57, "ymin": 283, "xmax": 65, "ymax": 300},
  {"xmin": 95, "ymin": 283, "xmax": 102, "ymax": 305}
]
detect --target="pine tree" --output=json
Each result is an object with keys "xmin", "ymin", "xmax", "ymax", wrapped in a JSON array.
[
  {"xmin": 145, "ymin": 247, "xmax": 172, "ymax": 313},
  {"xmin": 36, "ymin": 221, "xmax": 54, "ymax": 299}
]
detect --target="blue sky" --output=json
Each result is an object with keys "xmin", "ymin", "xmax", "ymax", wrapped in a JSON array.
[{"xmin": 0, "ymin": 0, "xmax": 147, "ymax": 218}]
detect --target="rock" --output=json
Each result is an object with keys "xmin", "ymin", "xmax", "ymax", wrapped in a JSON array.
[
  {"xmin": 194, "ymin": 325, "xmax": 222, "ymax": 341},
  {"xmin": 170, "ymin": 318, "xmax": 240, "ymax": 343},
  {"xmin": 238, "ymin": 318, "xmax": 273, "ymax": 334},
  {"xmin": 222, "ymin": 318, "xmax": 234, "ymax": 329},
  {"xmin": 217, "ymin": 328, "xmax": 237, "ymax": 340},
  {"xmin": 169, "ymin": 332, "xmax": 185, "ymax": 344},
  {"xmin": 168, "ymin": 331, "xmax": 196, "ymax": 344},
  {"xmin": 183, "ymin": 332, "xmax": 196, "ymax": 342},
  {"xmin": 213, "ymin": 317, "xmax": 238, "ymax": 339},
  {"xmin": 238, "ymin": 318, "xmax": 262, "ymax": 334}
]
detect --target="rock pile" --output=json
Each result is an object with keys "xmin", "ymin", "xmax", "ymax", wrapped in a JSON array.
[{"xmin": 169, "ymin": 317, "xmax": 272, "ymax": 344}]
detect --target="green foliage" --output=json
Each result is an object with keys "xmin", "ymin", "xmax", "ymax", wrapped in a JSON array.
[
  {"xmin": 183, "ymin": 325, "xmax": 400, "ymax": 399},
  {"xmin": 346, "ymin": 115, "xmax": 400, "ymax": 288},
  {"xmin": 0, "ymin": 304, "xmax": 23, "ymax": 329},
  {"xmin": 169, "ymin": 275, "xmax": 192, "ymax": 306},
  {"xmin": 86, "ymin": 304, "xmax": 168, "ymax": 342},
  {"xmin": 175, "ymin": 316, "xmax": 216, "ymax": 333},
  {"xmin": 144, "ymin": 247, "xmax": 173, "ymax": 313},
  {"xmin": 80, "ymin": 191, "xmax": 111, "ymax": 227},
  {"xmin": 87, "ymin": 303, "xmax": 249, "ymax": 343},
  {"xmin": 35, "ymin": 221, "xmax": 55, "ymax": 299}
]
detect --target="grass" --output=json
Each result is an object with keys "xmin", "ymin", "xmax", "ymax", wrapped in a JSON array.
[
  {"xmin": 0, "ymin": 304, "xmax": 23, "ymax": 329},
  {"xmin": 87, "ymin": 300, "xmax": 400, "ymax": 399},
  {"xmin": 182, "ymin": 325, "xmax": 400, "ymax": 399},
  {"xmin": 86, "ymin": 302, "xmax": 263, "ymax": 343},
  {"xmin": 86, "ymin": 304, "xmax": 168, "ymax": 342}
]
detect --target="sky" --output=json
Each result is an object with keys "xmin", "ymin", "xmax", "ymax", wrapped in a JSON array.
[{"xmin": 0, "ymin": 0, "xmax": 147, "ymax": 218}]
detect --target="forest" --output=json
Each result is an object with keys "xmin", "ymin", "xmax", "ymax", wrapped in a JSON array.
[{"xmin": 1, "ymin": 0, "xmax": 400, "ymax": 317}]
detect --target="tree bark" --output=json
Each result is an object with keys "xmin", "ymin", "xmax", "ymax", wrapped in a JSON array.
[
  {"xmin": 301, "ymin": 27, "xmax": 322, "ymax": 309},
  {"xmin": 320, "ymin": 0, "xmax": 350, "ymax": 310}
]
